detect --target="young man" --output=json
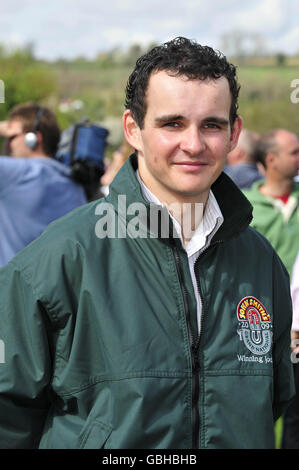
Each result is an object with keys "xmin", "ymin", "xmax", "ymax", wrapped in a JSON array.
[
  {"xmin": 0, "ymin": 38, "xmax": 294, "ymax": 449},
  {"xmin": 0, "ymin": 103, "xmax": 87, "ymax": 267},
  {"xmin": 243, "ymin": 129, "xmax": 299, "ymax": 276}
]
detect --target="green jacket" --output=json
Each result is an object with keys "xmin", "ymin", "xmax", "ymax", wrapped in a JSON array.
[
  {"xmin": 0, "ymin": 156, "xmax": 295, "ymax": 449},
  {"xmin": 243, "ymin": 180, "xmax": 299, "ymax": 276}
]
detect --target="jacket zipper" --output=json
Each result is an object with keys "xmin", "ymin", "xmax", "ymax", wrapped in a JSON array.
[
  {"xmin": 172, "ymin": 243, "xmax": 200, "ymax": 449},
  {"xmin": 172, "ymin": 238, "xmax": 225, "ymax": 449},
  {"xmin": 193, "ymin": 239, "xmax": 225, "ymax": 447},
  {"xmin": 171, "ymin": 212, "xmax": 250, "ymax": 447}
]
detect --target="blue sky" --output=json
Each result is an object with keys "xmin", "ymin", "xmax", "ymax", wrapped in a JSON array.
[{"xmin": 3, "ymin": 0, "xmax": 299, "ymax": 60}]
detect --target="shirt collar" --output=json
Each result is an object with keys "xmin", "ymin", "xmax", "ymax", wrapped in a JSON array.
[{"xmin": 136, "ymin": 170, "xmax": 224, "ymax": 256}]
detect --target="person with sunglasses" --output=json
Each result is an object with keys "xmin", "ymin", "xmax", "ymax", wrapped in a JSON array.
[{"xmin": 0, "ymin": 102, "xmax": 87, "ymax": 267}]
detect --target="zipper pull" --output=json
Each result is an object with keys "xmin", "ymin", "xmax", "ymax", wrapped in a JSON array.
[{"xmin": 191, "ymin": 344, "xmax": 200, "ymax": 372}]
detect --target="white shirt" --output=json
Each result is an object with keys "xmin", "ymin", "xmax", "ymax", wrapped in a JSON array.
[{"xmin": 136, "ymin": 170, "xmax": 224, "ymax": 335}]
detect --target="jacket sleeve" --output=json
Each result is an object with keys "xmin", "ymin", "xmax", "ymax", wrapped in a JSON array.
[
  {"xmin": 0, "ymin": 261, "xmax": 53, "ymax": 448},
  {"xmin": 0, "ymin": 157, "xmax": 25, "ymax": 194},
  {"xmin": 272, "ymin": 252, "xmax": 296, "ymax": 421}
]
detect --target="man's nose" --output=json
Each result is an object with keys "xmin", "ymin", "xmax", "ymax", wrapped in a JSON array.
[{"xmin": 180, "ymin": 127, "xmax": 206, "ymax": 155}]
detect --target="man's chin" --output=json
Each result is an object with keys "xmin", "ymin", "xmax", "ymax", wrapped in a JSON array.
[{"xmin": 169, "ymin": 187, "xmax": 210, "ymax": 205}]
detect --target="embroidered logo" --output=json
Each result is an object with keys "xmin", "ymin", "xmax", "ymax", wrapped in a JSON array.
[{"xmin": 237, "ymin": 296, "xmax": 272, "ymax": 356}]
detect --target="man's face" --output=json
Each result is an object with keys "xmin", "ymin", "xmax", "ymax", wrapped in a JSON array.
[
  {"xmin": 124, "ymin": 71, "xmax": 241, "ymax": 205},
  {"xmin": 273, "ymin": 130, "xmax": 299, "ymax": 179},
  {"xmin": 7, "ymin": 119, "xmax": 32, "ymax": 157}
]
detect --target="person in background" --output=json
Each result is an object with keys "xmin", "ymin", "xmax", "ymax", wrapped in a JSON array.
[
  {"xmin": 243, "ymin": 128, "xmax": 299, "ymax": 449},
  {"xmin": 281, "ymin": 252, "xmax": 299, "ymax": 448},
  {"xmin": 101, "ymin": 139, "xmax": 134, "ymax": 196},
  {"xmin": 291, "ymin": 252, "xmax": 299, "ymax": 359},
  {"xmin": 243, "ymin": 128, "xmax": 299, "ymax": 276},
  {"xmin": 224, "ymin": 128, "xmax": 263, "ymax": 189},
  {"xmin": 0, "ymin": 102, "xmax": 87, "ymax": 267}
]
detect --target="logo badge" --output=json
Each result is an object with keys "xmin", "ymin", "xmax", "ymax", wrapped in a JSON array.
[{"xmin": 237, "ymin": 296, "xmax": 272, "ymax": 356}]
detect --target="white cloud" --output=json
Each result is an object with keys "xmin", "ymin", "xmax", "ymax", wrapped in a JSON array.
[
  {"xmin": 272, "ymin": 26, "xmax": 299, "ymax": 55},
  {"xmin": 228, "ymin": 0, "xmax": 288, "ymax": 33},
  {"xmin": 0, "ymin": 0, "xmax": 298, "ymax": 59},
  {"xmin": 101, "ymin": 28, "xmax": 156, "ymax": 50},
  {"xmin": 154, "ymin": 18, "xmax": 185, "ymax": 32},
  {"xmin": 2, "ymin": 33, "xmax": 26, "ymax": 50},
  {"xmin": 102, "ymin": 28, "xmax": 128, "ymax": 47}
]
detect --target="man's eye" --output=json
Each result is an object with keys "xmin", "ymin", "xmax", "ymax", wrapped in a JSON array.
[
  {"xmin": 203, "ymin": 123, "xmax": 220, "ymax": 129},
  {"xmin": 163, "ymin": 122, "xmax": 180, "ymax": 128}
]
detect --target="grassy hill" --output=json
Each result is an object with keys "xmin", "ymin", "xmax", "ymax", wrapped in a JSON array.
[
  {"xmin": 46, "ymin": 60, "xmax": 299, "ymax": 147},
  {"xmin": 1, "ymin": 49, "xmax": 295, "ymax": 156},
  {"xmin": 237, "ymin": 65, "xmax": 299, "ymax": 134}
]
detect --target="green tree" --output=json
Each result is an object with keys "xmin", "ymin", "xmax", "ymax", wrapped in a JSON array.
[{"xmin": 0, "ymin": 45, "xmax": 57, "ymax": 120}]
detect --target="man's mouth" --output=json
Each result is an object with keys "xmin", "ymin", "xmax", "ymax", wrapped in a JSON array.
[{"xmin": 174, "ymin": 161, "xmax": 208, "ymax": 170}]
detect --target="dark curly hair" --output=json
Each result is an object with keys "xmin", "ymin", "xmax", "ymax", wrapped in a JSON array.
[{"xmin": 125, "ymin": 37, "xmax": 240, "ymax": 129}]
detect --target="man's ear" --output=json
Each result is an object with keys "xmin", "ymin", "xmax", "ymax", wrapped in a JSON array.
[
  {"xmin": 229, "ymin": 116, "xmax": 243, "ymax": 152},
  {"xmin": 34, "ymin": 131, "xmax": 46, "ymax": 155},
  {"xmin": 36, "ymin": 131, "xmax": 43, "ymax": 145},
  {"xmin": 265, "ymin": 152, "xmax": 276, "ymax": 168},
  {"xmin": 123, "ymin": 110, "xmax": 142, "ymax": 152}
]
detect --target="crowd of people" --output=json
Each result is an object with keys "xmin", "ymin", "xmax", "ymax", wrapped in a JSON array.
[
  {"xmin": 0, "ymin": 36, "xmax": 298, "ymax": 449},
  {"xmin": 225, "ymin": 125, "xmax": 299, "ymax": 448}
]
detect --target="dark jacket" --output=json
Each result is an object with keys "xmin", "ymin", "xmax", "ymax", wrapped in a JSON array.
[{"xmin": 0, "ymin": 155, "xmax": 295, "ymax": 449}]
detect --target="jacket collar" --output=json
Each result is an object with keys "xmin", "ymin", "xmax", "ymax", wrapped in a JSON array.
[
  {"xmin": 108, "ymin": 154, "xmax": 253, "ymax": 244},
  {"xmin": 211, "ymin": 170, "xmax": 253, "ymax": 242},
  {"xmin": 245, "ymin": 179, "xmax": 299, "ymax": 203}
]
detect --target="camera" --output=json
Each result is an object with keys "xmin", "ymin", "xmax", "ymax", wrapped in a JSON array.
[{"xmin": 55, "ymin": 118, "xmax": 109, "ymax": 200}]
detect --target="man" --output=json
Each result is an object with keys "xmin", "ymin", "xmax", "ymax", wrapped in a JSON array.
[
  {"xmin": 243, "ymin": 129, "xmax": 299, "ymax": 449},
  {"xmin": 243, "ymin": 129, "xmax": 299, "ymax": 276},
  {"xmin": 224, "ymin": 129, "xmax": 264, "ymax": 189},
  {"xmin": 0, "ymin": 102, "xmax": 87, "ymax": 266},
  {"xmin": 0, "ymin": 38, "xmax": 294, "ymax": 449},
  {"xmin": 282, "ymin": 251, "xmax": 299, "ymax": 449},
  {"xmin": 291, "ymin": 253, "xmax": 299, "ymax": 342}
]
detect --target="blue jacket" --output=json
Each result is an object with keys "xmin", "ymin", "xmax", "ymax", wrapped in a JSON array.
[
  {"xmin": 0, "ymin": 156, "xmax": 87, "ymax": 267},
  {"xmin": 224, "ymin": 163, "xmax": 263, "ymax": 189}
]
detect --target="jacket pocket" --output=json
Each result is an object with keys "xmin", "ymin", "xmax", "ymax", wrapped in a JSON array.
[{"xmin": 77, "ymin": 419, "xmax": 113, "ymax": 449}]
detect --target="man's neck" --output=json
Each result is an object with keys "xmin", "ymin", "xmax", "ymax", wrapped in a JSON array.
[
  {"xmin": 167, "ymin": 201, "xmax": 204, "ymax": 247},
  {"xmin": 29, "ymin": 151, "xmax": 49, "ymax": 159},
  {"xmin": 259, "ymin": 176, "xmax": 293, "ymax": 198},
  {"xmin": 136, "ymin": 170, "xmax": 206, "ymax": 247}
]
